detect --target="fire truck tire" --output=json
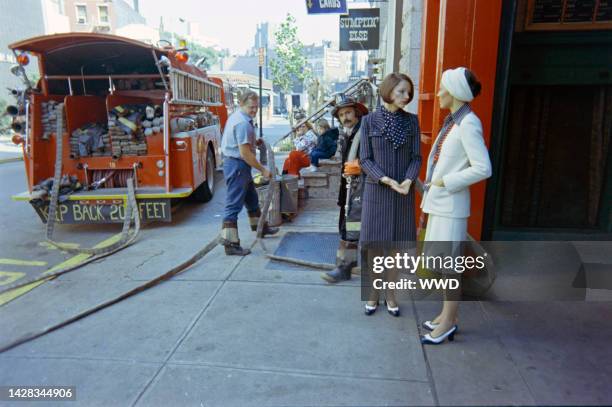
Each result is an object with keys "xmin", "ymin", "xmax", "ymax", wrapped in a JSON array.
[{"xmin": 193, "ymin": 147, "xmax": 215, "ymax": 202}]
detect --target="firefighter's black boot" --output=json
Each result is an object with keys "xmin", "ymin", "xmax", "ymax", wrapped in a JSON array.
[
  {"xmin": 220, "ymin": 221, "xmax": 251, "ymax": 256},
  {"xmin": 321, "ymin": 240, "xmax": 357, "ymax": 283},
  {"xmin": 248, "ymin": 209, "xmax": 279, "ymax": 237},
  {"xmin": 321, "ymin": 262, "xmax": 355, "ymax": 283}
]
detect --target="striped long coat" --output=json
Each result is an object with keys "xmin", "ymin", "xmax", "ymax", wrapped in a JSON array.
[{"xmin": 359, "ymin": 110, "xmax": 421, "ymax": 242}]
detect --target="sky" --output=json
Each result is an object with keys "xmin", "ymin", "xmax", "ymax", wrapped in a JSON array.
[{"xmin": 139, "ymin": 0, "xmax": 369, "ymax": 54}]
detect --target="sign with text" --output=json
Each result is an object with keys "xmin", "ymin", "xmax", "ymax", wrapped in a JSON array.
[
  {"xmin": 306, "ymin": 0, "xmax": 347, "ymax": 14},
  {"xmin": 31, "ymin": 198, "xmax": 172, "ymax": 224},
  {"xmin": 339, "ymin": 8, "xmax": 380, "ymax": 51}
]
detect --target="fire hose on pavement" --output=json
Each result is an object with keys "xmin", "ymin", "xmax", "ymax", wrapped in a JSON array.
[
  {"xmin": 0, "ymin": 139, "xmax": 330, "ymax": 353},
  {"xmin": 0, "ymin": 104, "xmax": 141, "ymax": 295}
]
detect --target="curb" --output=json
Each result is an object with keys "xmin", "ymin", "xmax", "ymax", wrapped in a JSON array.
[{"xmin": 0, "ymin": 156, "xmax": 23, "ymax": 164}]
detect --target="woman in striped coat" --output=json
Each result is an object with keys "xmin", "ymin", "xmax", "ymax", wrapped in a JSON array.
[{"xmin": 359, "ymin": 73, "xmax": 421, "ymax": 316}]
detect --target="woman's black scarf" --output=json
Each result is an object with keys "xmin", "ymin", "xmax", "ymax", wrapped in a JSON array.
[{"xmin": 380, "ymin": 106, "xmax": 414, "ymax": 149}]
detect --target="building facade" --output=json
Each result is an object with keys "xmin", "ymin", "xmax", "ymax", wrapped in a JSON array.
[
  {"xmin": 373, "ymin": 0, "xmax": 611, "ymax": 239},
  {"xmin": 0, "ymin": 0, "xmax": 69, "ymax": 94},
  {"xmin": 303, "ymin": 41, "xmax": 352, "ymax": 84},
  {"xmin": 417, "ymin": 0, "xmax": 612, "ymax": 240},
  {"xmin": 367, "ymin": 0, "xmax": 423, "ymax": 113},
  {"xmin": 63, "ymin": 0, "xmax": 144, "ymax": 34}
]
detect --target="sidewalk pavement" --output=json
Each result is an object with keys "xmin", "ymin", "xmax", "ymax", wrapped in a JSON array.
[
  {"xmin": 0, "ymin": 119, "xmax": 611, "ymax": 406},
  {"xmin": 1, "ymin": 205, "xmax": 611, "ymax": 406}
]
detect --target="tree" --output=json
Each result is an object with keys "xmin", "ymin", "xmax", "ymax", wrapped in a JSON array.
[
  {"xmin": 270, "ymin": 14, "xmax": 311, "ymax": 108},
  {"xmin": 188, "ymin": 42, "xmax": 221, "ymax": 70}
]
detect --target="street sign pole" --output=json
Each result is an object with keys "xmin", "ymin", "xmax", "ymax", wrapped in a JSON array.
[
  {"xmin": 258, "ymin": 47, "xmax": 264, "ymax": 139},
  {"xmin": 258, "ymin": 47, "xmax": 267, "ymax": 165},
  {"xmin": 259, "ymin": 72, "xmax": 263, "ymax": 139}
]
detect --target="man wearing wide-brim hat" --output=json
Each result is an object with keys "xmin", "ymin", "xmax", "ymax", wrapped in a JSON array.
[{"xmin": 321, "ymin": 96, "xmax": 368, "ymax": 283}]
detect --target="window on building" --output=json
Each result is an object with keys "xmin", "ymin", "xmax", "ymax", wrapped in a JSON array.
[
  {"xmin": 76, "ymin": 4, "xmax": 87, "ymax": 24},
  {"xmin": 524, "ymin": 0, "xmax": 612, "ymax": 30},
  {"xmin": 98, "ymin": 5, "xmax": 109, "ymax": 24}
]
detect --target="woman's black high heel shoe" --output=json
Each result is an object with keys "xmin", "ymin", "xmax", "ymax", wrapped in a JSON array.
[
  {"xmin": 420, "ymin": 325, "xmax": 458, "ymax": 345},
  {"xmin": 384, "ymin": 300, "xmax": 400, "ymax": 317},
  {"xmin": 364, "ymin": 300, "xmax": 379, "ymax": 315}
]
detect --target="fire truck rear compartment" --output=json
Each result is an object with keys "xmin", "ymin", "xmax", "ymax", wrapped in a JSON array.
[{"xmin": 30, "ymin": 93, "xmax": 167, "ymax": 189}]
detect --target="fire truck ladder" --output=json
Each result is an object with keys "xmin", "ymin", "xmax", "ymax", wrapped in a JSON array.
[{"xmin": 169, "ymin": 68, "xmax": 223, "ymax": 106}]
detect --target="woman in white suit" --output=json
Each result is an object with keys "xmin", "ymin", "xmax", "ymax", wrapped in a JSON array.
[{"xmin": 420, "ymin": 67, "xmax": 492, "ymax": 345}]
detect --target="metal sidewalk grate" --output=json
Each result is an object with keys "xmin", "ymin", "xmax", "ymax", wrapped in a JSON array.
[{"xmin": 269, "ymin": 232, "xmax": 338, "ymax": 270}]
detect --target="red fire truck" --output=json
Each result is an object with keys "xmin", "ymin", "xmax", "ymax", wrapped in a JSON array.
[{"xmin": 8, "ymin": 33, "xmax": 232, "ymax": 224}]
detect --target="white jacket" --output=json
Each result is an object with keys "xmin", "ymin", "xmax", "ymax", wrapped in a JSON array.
[{"xmin": 421, "ymin": 111, "xmax": 492, "ymax": 218}]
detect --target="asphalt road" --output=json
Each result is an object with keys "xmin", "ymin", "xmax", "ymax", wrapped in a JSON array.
[{"xmin": 0, "ymin": 161, "xmax": 76, "ymax": 287}]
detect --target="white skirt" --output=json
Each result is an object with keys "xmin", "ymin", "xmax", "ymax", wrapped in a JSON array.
[
  {"xmin": 424, "ymin": 214, "xmax": 467, "ymax": 241},
  {"xmin": 423, "ymin": 215, "xmax": 467, "ymax": 275}
]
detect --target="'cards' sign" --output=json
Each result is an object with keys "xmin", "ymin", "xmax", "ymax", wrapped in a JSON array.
[
  {"xmin": 306, "ymin": 0, "xmax": 347, "ymax": 14},
  {"xmin": 339, "ymin": 8, "xmax": 380, "ymax": 51}
]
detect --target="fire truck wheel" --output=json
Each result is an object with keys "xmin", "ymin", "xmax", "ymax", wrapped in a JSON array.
[{"xmin": 193, "ymin": 148, "xmax": 215, "ymax": 203}]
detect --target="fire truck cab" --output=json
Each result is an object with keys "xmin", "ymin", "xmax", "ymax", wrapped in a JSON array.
[{"xmin": 9, "ymin": 33, "xmax": 230, "ymax": 224}]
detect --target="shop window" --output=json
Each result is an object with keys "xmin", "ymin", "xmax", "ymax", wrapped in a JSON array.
[{"xmin": 525, "ymin": 0, "xmax": 612, "ymax": 30}]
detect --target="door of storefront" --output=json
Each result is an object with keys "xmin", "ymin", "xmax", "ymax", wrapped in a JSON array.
[{"xmin": 486, "ymin": 0, "xmax": 612, "ymax": 240}]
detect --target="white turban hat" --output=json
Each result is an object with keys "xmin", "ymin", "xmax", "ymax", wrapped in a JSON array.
[{"xmin": 441, "ymin": 67, "xmax": 474, "ymax": 103}]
